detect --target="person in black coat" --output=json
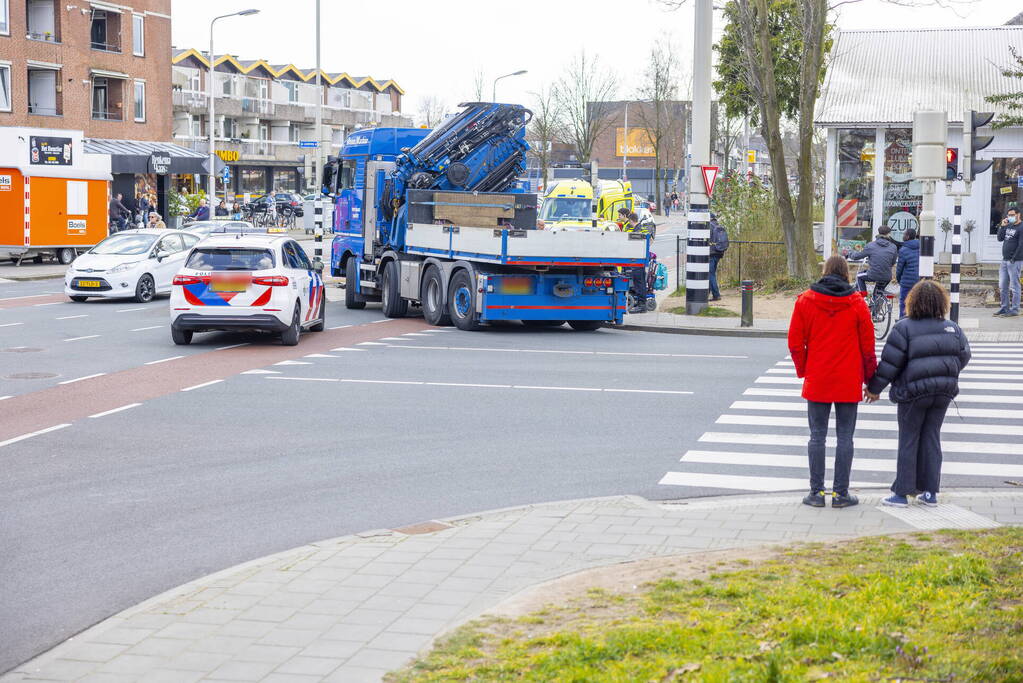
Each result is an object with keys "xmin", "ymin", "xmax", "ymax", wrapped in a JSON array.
[
  {"xmin": 895, "ymin": 228, "xmax": 920, "ymax": 319},
  {"xmin": 849, "ymin": 225, "xmax": 899, "ymax": 297},
  {"xmin": 865, "ymin": 280, "xmax": 971, "ymax": 508}
]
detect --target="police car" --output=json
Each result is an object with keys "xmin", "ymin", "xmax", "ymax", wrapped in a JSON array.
[{"xmin": 169, "ymin": 234, "xmax": 325, "ymax": 346}]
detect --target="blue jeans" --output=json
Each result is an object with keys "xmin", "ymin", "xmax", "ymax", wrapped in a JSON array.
[
  {"xmin": 665, "ymin": 205, "xmax": 670, "ymax": 217},
  {"xmin": 708, "ymin": 254, "xmax": 721, "ymax": 299},
  {"xmin": 999, "ymin": 259, "xmax": 1022, "ymax": 314},
  {"xmin": 807, "ymin": 401, "xmax": 858, "ymax": 495},
  {"xmin": 899, "ymin": 284, "xmax": 913, "ymax": 318}
]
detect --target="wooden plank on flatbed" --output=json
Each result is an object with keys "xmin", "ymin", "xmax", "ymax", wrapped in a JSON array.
[{"xmin": 433, "ymin": 192, "xmax": 513, "ymax": 227}]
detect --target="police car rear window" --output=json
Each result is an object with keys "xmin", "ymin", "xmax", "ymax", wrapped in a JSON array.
[{"xmin": 186, "ymin": 248, "xmax": 275, "ymax": 271}]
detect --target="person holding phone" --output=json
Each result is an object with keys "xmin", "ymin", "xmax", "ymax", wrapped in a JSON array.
[{"xmin": 996, "ymin": 207, "xmax": 1023, "ymax": 317}]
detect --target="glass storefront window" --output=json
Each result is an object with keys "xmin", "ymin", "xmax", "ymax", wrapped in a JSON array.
[
  {"xmin": 881, "ymin": 128, "xmax": 920, "ymax": 242},
  {"xmin": 273, "ymin": 169, "xmax": 297, "ymax": 192},
  {"xmin": 240, "ymin": 168, "xmax": 266, "ymax": 195},
  {"xmin": 836, "ymin": 128, "xmax": 876, "ymax": 255},
  {"xmin": 989, "ymin": 158, "xmax": 1023, "ymax": 236}
]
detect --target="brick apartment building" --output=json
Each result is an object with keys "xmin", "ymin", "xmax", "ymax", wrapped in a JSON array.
[{"xmin": 0, "ymin": 0, "xmax": 172, "ymax": 139}]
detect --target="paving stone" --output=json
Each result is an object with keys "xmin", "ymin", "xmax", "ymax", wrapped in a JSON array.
[
  {"xmin": 123, "ymin": 638, "xmax": 190, "ymax": 659},
  {"xmin": 322, "ymin": 664, "xmax": 393, "ymax": 683},
  {"xmin": 188, "ymin": 635, "xmax": 253, "ymax": 655},
  {"xmin": 339, "ymin": 573, "xmax": 394, "ymax": 589},
  {"xmin": 152, "ymin": 622, "xmax": 219, "ymax": 641},
  {"xmin": 156, "ymin": 649, "xmax": 232, "ymax": 672},
  {"xmin": 321, "ymin": 622, "xmax": 387, "ymax": 642},
  {"xmin": 214, "ymin": 619, "xmax": 278, "ymax": 640},
  {"xmin": 19, "ymin": 659, "xmax": 99, "ymax": 680},
  {"xmin": 366, "ymin": 630, "xmax": 433, "ymax": 652},
  {"xmin": 50, "ymin": 642, "xmax": 128, "ymax": 664},
  {"xmin": 278, "ymin": 613, "xmax": 339, "ymax": 632},
  {"xmin": 257, "ymin": 629, "xmax": 324, "ymax": 648},
  {"xmin": 273, "ymin": 655, "xmax": 345, "ymax": 676},
  {"xmin": 89, "ymin": 627, "xmax": 154, "ymax": 647},
  {"xmin": 93, "ymin": 653, "xmax": 169, "ymax": 675},
  {"xmin": 379, "ymin": 582, "xmax": 435, "ymax": 599},
  {"xmin": 236, "ymin": 605, "xmax": 297, "ymax": 624},
  {"xmin": 258, "ymin": 591, "xmax": 318, "ymax": 610},
  {"xmin": 387, "ymin": 616, "xmax": 450, "ymax": 635},
  {"xmin": 344, "ymin": 647, "xmax": 417, "ymax": 670},
  {"xmin": 208, "ymin": 659, "xmax": 278, "ymax": 681},
  {"xmin": 298, "ymin": 639, "xmax": 363, "ymax": 659},
  {"xmin": 134, "ymin": 668, "xmax": 204, "ymax": 683},
  {"xmin": 341, "ymin": 608, "xmax": 404, "ymax": 627},
  {"xmin": 261, "ymin": 673, "xmax": 323, "ymax": 683}
]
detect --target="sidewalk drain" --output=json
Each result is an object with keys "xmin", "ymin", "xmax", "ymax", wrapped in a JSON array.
[
  {"xmin": 2, "ymin": 347, "xmax": 43, "ymax": 353},
  {"xmin": 393, "ymin": 521, "xmax": 452, "ymax": 535},
  {"xmin": 5, "ymin": 372, "xmax": 57, "ymax": 379}
]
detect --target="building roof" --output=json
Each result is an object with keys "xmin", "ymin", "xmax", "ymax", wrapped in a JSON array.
[
  {"xmin": 171, "ymin": 49, "xmax": 404, "ymax": 95},
  {"xmin": 815, "ymin": 26, "xmax": 1023, "ymax": 126}
]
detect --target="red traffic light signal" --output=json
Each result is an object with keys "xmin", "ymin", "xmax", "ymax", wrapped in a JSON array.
[
  {"xmin": 945, "ymin": 147, "xmax": 959, "ymax": 181},
  {"xmin": 946, "ymin": 148, "xmax": 957, "ymax": 164}
]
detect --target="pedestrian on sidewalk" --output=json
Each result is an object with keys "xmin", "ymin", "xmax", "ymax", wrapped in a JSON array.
[
  {"xmin": 866, "ymin": 280, "xmax": 971, "ymax": 508},
  {"xmin": 108, "ymin": 192, "xmax": 129, "ymax": 232},
  {"xmin": 788, "ymin": 255, "xmax": 877, "ymax": 509},
  {"xmin": 995, "ymin": 207, "xmax": 1023, "ymax": 317},
  {"xmin": 708, "ymin": 213, "xmax": 729, "ymax": 302},
  {"xmin": 146, "ymin": 212, "xmax": 167, "ymax": 230},
  {"xmin": 895, "ymin": 227, "xmax": 920, "ymax": 319},
  {"xmin": 663, "ymin": 193, "xmax": 671, "ymax": 218}
]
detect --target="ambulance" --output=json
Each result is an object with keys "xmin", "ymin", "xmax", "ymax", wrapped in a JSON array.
[
  {"xmin": 0, "ymin": 127, "xmax": 111, "ymax": 265},
  {"xmin": 538, "ymin": 178, "xmax": 633, "ymax": 231}
]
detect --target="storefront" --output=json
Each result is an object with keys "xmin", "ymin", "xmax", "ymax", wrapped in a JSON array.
[
  {"xmin": 816, "ymin": 25, "xmax": 1023, "ymax": 265},
  {"xmin": 212, "ymin": 149, "xmax": 304, "ymax": 200},
  {"xmin": 83, "ymin": 139, "xmax": 223, "ymax": 223}
]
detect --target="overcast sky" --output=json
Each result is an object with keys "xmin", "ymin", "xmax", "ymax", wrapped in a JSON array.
[{"xmin": 170, "ymin": 0, "xmax": 1017, "ymax": 118}]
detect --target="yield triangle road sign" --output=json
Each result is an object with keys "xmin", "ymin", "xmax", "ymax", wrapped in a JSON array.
[{"xmin": 701, "ymin": 166, "xmax": 720, "ymax": 197}]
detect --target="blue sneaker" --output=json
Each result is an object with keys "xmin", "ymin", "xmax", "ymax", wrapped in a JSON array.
[
  {"xmin": 917, "ymin": 492, "xmax": 938, "ymax": 507},
  {"xmin": 882, "ymin": 494, "xmax": 909, "ymax": 507}
]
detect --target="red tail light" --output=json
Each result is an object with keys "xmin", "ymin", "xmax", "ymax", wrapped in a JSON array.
[
  {"xmin": 602, "ymin": 277, "xmax": 613, "ymax": 287},
  {"xmin": 173, "ymin": 275, "xmax": 201, "ymax": 285},
  {"xmin": 584, "ymin": 278, "xmax": 594, "ymax": 287},
  {"xmin": 252, "ymin": 276, "xmax": 289, "ymax": 286}
]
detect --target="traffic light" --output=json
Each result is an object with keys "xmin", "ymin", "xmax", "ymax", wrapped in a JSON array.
[
  {"xmin": 962, "ymin": 110, "xmax": 994, "ymax": 181},
  {"xmin": 945, "ymin": 148, "xmax": 958, "ymax": 181}
]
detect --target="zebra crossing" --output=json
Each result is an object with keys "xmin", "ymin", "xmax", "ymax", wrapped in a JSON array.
[{"xmin": 659, "ymin": 342, "xmax": 1023, "ymax": 494}]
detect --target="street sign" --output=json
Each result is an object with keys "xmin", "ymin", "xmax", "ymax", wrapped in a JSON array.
[
  {"xmin": 701, "ymin": 166, "xmax": 720, "ymax": 197},
  {"xmin": 221, "ymin": 166, "xmax": 231, "ymax": 180},
  {"xmin": 746, "ymin": 150, "xmax": 756, "ymax": 164},
  {"xmin": 299, "ymin": 141, "xmax": 319, "ymax": 148}
]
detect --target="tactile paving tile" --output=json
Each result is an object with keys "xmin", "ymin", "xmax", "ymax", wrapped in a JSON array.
[{"xmin": 876, "ymin": 503, "xmax": 1002, "ymax": 530}]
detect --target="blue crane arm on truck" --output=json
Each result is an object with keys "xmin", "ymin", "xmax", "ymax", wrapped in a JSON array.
[{"xmin": 322, "ymin": 102, "xmax": 649, "ymax": 331}]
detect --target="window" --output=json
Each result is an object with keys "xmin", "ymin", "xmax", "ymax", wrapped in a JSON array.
[
  {"xmin": 0, "ymin": 63, "xmax": 10, "ymax": 112},
  {"xmin": 240, "ymin": 168, "xmax": 265, "ymax": 194},
  {"xmin": 133, "ymin": 80, "xmax": 145, "ymax": 121},
  {"xmin": 28, "ymin": 67, "xmax": 60, "ymax": 116},
  {"xmin": 90, "ymin": 8, "xmax": 120, "ymax": 52},
  {"xmin": 67, "ymin": 181, "xmax": 88, "ymax": 215},
  {"xmin": 182, "ymin": 234, "xmax": 199, "ymax": 250},
  {"xmin": 186, "ymin": 247, "xmax": 274, "ymax": 271},
  {"xmin": 156, "ymin": 234, "xmax": 184, "ymax": 254},
  {"xmin": 283, "ymin": 81, "xmax": 299, "ymax": 103},
  {"xmin": 274, "ymin": 168, "xmax": 297, "ymax": 191},
  {"xmin": 0, "ymin": 0, "xmax": 8, "ymax": 35},
  {"xmin": 881, "ymin": 128, "xmax": 920, "ymax": 243},
  {"xmin": 27, "ymin": 0, "xmax": 58, "ymax": 42},
  {"xmin": 131, "ymin": 14, "xmax": 143, "ymax": 56},
  {"xmin": 91, "ymin": 76, "xmax": 123, "ymax": 120},
  {"xmin": 835, "ymin": 128, "xmax": 876, "ymax": 255},
  {"xmin": 288, "ymin": 124, "xmax": 301, "ymax": 143}
]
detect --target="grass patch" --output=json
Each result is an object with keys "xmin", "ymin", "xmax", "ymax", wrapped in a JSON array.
[
  {"xmin": 666, "ymin": 305, "xmax": 739, "ymax": 317},
  {"xmin": 668, "ymin": 284, "xmax": 686, "ymax": 298},
  {"xmin": 761, "ymin": 275, "xmax": 813, "ymax": 294},
  {"xmin": 388, "ymin": 529, "xmax": 1023, "ymax": 682}
]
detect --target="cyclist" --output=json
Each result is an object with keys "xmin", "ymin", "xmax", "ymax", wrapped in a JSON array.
[{"xmin": 849, "ymin": 225, "xmax": 898, "ymax": 299}]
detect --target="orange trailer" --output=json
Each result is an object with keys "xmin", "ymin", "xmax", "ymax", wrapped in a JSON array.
[{"xmin": 0, "ymin": 127, "xmax": 111, "ymax": 265}]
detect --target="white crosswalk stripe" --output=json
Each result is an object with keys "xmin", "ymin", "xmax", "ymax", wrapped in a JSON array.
[{"xmin": 660, "ymin": 342, "xmax": 1023, "ymax": 493}]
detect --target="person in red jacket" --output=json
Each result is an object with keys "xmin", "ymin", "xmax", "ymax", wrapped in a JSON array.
[{"xmin": 788, "ymin": 255, "xmax": 877, "ymax": 509}]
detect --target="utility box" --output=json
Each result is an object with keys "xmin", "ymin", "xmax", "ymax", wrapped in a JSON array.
[{"xmin": 0, "ymin": 127, "xmax": 112, "ymax": 264}]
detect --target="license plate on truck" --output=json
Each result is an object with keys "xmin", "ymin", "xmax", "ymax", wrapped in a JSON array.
[{"xmin": 497, "ymin": 276, "xmax": 534, "ymax": 295}]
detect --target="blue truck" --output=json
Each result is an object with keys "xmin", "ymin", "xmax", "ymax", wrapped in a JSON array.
[{"xmin": 321, "ymin": 103, "xmax": 648, "ymax": 331}]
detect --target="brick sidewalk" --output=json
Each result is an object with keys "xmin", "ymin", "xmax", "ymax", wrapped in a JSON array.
[{"xmin": 6, "ymin": 489, "xmax": 1020, "ymax": 682}]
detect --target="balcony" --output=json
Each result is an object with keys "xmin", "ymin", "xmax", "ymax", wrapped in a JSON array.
[
  {"xmin": 176, "ymin": 136, "xmax": 303, "ymax": 162},
  {"xmin": 92, "ymin": 109, "xmax": 123, "ymax": 121},
  {"xmin": 241, "ymin": 98, "xmax": 274, "ymax": 116},
  {"xmin": 172, "ymin": 90, "xmax": 207, "ymax": 111}
]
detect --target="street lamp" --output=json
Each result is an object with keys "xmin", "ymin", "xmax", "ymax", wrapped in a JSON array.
[
  {"xmin": 491, "ymin": 70, "xmax": 527, "ymax": 102},
  {"xmin": 207, "ymin": 9, "xmax": 260, "ymax": 205}
]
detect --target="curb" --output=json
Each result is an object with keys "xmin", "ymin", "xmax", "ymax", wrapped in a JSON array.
[
  {"xmin": 0, "ymin": 273, "xmax": 65, "ymax": 282},
  {"xmin": 611, "ymin": 322, "xmax": 788, "ymax": 338}
]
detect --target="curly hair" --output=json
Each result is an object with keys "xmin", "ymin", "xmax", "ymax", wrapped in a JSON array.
[{"xmin": 905, "ymin": 279, "xmax": 949, "ymax": 320}]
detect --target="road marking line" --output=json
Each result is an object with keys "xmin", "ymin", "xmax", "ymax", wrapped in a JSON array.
[
  {"xmin": 767, "ymin": 367, "xmax": 1023, "ymax": 381},
  {"xmin": 144, "ymin": 355, "xmax": 184, "ymax": 365},
  {"xmin": 268, "ymin": 376, "xmax": 339, "ymax": 382},
  {"xmin": 402, "ymin": 333, "xmax": 431, "ymax": 336},
  {"xmin": 369, "ymin": 319, "xmax": 389, "ymax": 323},
  {"xmin": 0, "ymin": 423, "xmax": 71, "ymax": 448},
  {"xmin": 274, "ymin": 360, "xmax": 311, "ymax": 366},
  {"xmin": 0, "ymin": 294, "xmax": 50, "ymax": 301},
  {"xmin": 513, "ymin": 385, "xmax": 602, "ymax": 392},
  {"xmin": 130, "ymin": 325, "xmax": 163, "ymax": 332},
  {"xmin": 89, "ymin": 403, "xmax": 142, "ymax": 418},
  {"xmin": 700, "ymin": 431, "xmax": 1021, "ymax": 456},
  {"xmin": 181, "ymin": 379, "xmax": 223, "ymax": 392},
  {"xmin": 241, "ymin": 369, "xmax": 279, "ymax": 375},
  {"xmin": 304, "ymin": 353, "xmax": 337, "ymax": 358},
  {"xmin": 56, "ymin": 315, "xmax": 88, "ymax": 320},
  {"xmin": 327, "ymin": 325, "xmax": 351, "ymax": 330},
  {"xmin": 0, "ymin": 322, "xmax": 24, "ymax": 327},
  {"xmin": 0, "ymin": 395, "xmax": 11, "ymax": 401},
  {"xmin": 741, "ymin": 387, "xmax": 1023, "ymax": 405},
  {"xmin": 729, "ymin": 400, "xmax": 1023, "ymax": 420},
  {"xmin": 64, "ymin": 335, "xmax": 100, "ymax": 342},
  {"xmin": 330, "ymin": 347, "xmax": 364, "ymax": 352},
  {"xmin": 427, "ymin": 382, "xmax": 512, "ymax": 388},
  {"xmin": 677, "ymin": 449, "xmax": 1023, "ymax": 478},
  {"xmin": 357, "ymin": 341, "xmax": 387, "ymax": 346},
  {"xmin": 33, "ymin": 302, "xmax": 63, "ymax": 307},
  {"xmin": 115, "ymin": 307, "xmax": 145, "ymax": 313},
  {"xmin": 379, "ymin": 337, "xmax": 410, "ymax": 341},
  {"xmin": 215, "ymin": 343, "xmax": 249, "ymax": 351},
  {"xmin": 59, "ymin": 373, "xmax": 107, "ymax": 385},
  {"xmin": 606, "ymin": 388, "xmax": 695, "ymax": 395},
  {"xmin": 343, "ymin": 378, "xmax": 424, "ymax": 385},
  {"xmin": 717, "ymin": 413, "xmax": 1023, "ymax": 436},
  {"xmin": 381, "ymin": 345, "xmax": 748, "ymax": 359},
  {"xmin": 658, "ymin": 471, "xmax": 882, "ymax": 492}
]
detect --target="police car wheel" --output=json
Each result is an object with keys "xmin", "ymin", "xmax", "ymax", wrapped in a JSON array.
[
  {"xmin": 171, "ymin": 328, "xmax": 192, "ymax": 345},
  {"xmin": 281, "ymin": 304, "xmax": 301, "ymax": 346}
]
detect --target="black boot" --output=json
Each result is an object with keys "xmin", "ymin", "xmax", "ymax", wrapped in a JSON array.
[
  {"xmin": 802, "ymin": 490, "xmax": 826, "ymax": 508},
  {"xmin": 832, "ymin": 491, "xmax": 859, "ymax": 508}
]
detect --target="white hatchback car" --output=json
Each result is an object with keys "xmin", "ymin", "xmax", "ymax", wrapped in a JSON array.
[
  {"xmin": 65, "ymin": 229, "xmax": 201, "ymax": 303},
  {"xmin": 169, "ymin": 234, "xmax": 325, "ymax": 346}
]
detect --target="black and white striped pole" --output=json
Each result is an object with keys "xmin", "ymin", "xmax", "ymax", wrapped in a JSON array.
[
  {"xmin": 949, "ymin": 196, "xmax": 962, "ymax": 322},
  {"xmin": 685, "ymin": 0, "xmax": 713, "ymax": 316},
  {"xmin": 312, "ymin": 0, "xmax": 324, "ymax": 271}
]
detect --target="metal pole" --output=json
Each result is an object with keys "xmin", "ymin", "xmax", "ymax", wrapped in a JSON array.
[
  {"xmin": 313, "ymin": 0, "xmax": 323, "ymax": 270},
  {"xmin": 675, "ymin": 234, "xmax": 680, "ymax": 292},
  {"xmin": 207, "ymin": 24, "xmax": 216, "ymax": 204},
  {"xmin": 950, "ymin": 191, "xmax": 963, "ymax": 322},
  {"xmin": 685, "ymin": 0, "xmax": 712, "ymax": 316},
  {"xmin": 622, "ymin": 102, "xmax": 628, "ymax": 180},
  {"xmin": 740, "ymin": 280, "xmax": 754, "ymax": 327}
]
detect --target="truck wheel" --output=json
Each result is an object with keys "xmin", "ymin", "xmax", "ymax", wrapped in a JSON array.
[
  {"xmin": 57, "ymin": 248, "xmax": 76, "ymax": 265},
  {"xmin": 171, "ymin": 327, "xmax": 193, "ymax": 345},
  {"xmin": 344, "ymin": 258, "xmax": 366, "ymax": 310},
  {"xmin": 421, "ymin": 267, "xmax": 451, "ymax": 326},
  {"xmin": 522, "ymin": 320, "xmax": 565, "ymax": 328},
  {"xmin": 447, "ymin": 269, "xmax": 481, "ymax": 331},
  {"xmin": 281, "ymin": 304, "xmax": 301, "ymax": 346},
  {"xmin": 568, "ymin": 320, "xmax": 603, "ymax": 331},
  {"xmin": 381, "ymin": 260, "xmax": 408, "ymax": 318},
  {"xmin": 309, "ymin": 294, "xmax": 326, "ymax": 332},
  {"xmin": 134, "ymin": 274, "xmax": 155, "ymax": 303}
]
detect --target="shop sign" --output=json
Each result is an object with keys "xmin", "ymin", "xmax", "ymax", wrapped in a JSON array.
[
  {"xmin": 886, "ymin": 211, "xmax": 918, "ymax": 240},
  {"xmin": 30, "ymin": 136, "xmax": 72, "ymax": 166},
  {"xmin": 1017, "ymin": 176, "xmax": 1023, "ymax": 188},
  {"xmin": 0, "ymin": 175, "xmax": 11, "ymax": 191},
  {"xmin": 746, "ymin": 150, "xmax": 756, "ymax": 164},
  {"xmin": 1001, "ymin": 186, "xmax": 1014, "ymax": 195},
  {"xmin": 216, "ymin": 150, "xmax": 240, "ymax": 162},
  {"xmin": 149, "ymin": 153, "xmax": 172, "ymax": 175},
  {"xmin": 67, "ymin": 219, "xmax": 87, "ymax": 235}
]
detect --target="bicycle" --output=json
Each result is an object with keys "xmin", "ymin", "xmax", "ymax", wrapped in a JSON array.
[{"xmin": 852, "ymin": 258, "xmax": 894, "ymax": 339}]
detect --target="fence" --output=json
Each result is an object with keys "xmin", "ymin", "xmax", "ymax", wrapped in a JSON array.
[{"xmin": 671, "ymin": 238, "xmax": 787, "ymax": 291}]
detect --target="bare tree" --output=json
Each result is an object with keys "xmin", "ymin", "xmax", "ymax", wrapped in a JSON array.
[
  {"xmin": 717, "ymin": 113, "xmax": 743, "ymax": 172},
  {"xmin": 527, "ymin": 84, "xmax": 559, "ymax": 189},
  {"xmin": 552, "ymin": 51, "xmax": 618, "ymax": 165},
  {"xmin": 471, "ymin": 70, "xmax": 486, "ymax": 102},
  {"xmin": 416, "ymin": 95, "xmax": 447, "ymax": 128},
  {"xmin": 636, "ymin": 37, "xmax": 681, "ymax": 212}
]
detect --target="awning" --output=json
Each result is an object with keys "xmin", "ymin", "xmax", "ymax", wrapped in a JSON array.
[
  {"xmin": 83, "ymin": 138, "xmax": 225, "ymax": 176},
  {"xmin": 90, "ymin": 68, "xmax": 129, "ymax": 80}
]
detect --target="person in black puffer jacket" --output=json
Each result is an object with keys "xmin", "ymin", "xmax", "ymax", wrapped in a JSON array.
[{"xmin": 865, "ymin": 280, "xmax": 971, "ymax": 508}]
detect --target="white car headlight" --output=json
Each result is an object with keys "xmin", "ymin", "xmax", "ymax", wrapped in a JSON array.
[{"xmin": 108, "ymin": 261, "xmax": 141, "ymax": 274}]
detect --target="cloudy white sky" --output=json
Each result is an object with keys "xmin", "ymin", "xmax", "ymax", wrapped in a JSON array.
[{"xmin": 170, "ymin": 0, "xmax": 1017, "ymax": 117}]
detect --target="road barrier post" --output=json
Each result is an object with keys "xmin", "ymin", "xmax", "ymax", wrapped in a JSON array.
[
  {"xmin": 676, "ymin": 235, "xmax": 681, "ymax": 293},
  {"xmin": 740, "ymin": 280, "xmax": 754, "ymax": 327}
]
